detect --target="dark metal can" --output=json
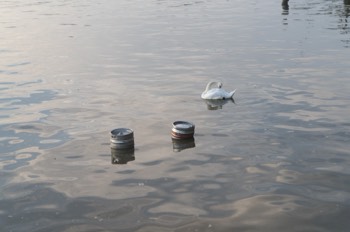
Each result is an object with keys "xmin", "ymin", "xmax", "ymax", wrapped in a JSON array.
[
  {"xmin": 110, "ymin": 128, "xmax": 134, "ymax": 150},
  {"xmin": 171, "ymin": 121, "xmax": 195, "ymax": 140}
]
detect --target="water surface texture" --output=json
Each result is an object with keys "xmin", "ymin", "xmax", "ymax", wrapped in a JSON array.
[{"xmin": 1, "ymin": 0, "xmax": 350, "ymax": 231}]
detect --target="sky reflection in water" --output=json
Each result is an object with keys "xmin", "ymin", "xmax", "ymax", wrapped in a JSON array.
[{"xmin": 1, "ymin": 0, "xmax": 350, "ymax": 231}]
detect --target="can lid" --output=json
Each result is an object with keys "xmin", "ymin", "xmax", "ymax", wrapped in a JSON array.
[
  {"xmin": 110, "ymin": 128, "xmax": 134, "ymax": 140},
  {"xmin": 172, "ymin": 128, "xmax": 194, "ymax": 134},
  {"xmin": 172, "ymin": 121, "xmax": 195, "ymax": 131}
]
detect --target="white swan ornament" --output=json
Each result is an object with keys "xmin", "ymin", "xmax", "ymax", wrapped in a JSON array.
[{"xmin": 201, "ymin": 81, "xmax": 236, "ymax": 100}]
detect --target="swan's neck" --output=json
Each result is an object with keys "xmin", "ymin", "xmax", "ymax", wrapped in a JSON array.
[{"xmin": 205, "ymin": 81, "xmax": 221, "ymax": 92}]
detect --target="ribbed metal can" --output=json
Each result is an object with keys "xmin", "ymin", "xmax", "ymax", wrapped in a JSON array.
[
  {"xmin": 171, "ymin": 121, "xmax": 195, "ymax": 140},
  {"xmin": 110, "ymin": 128, "xmax": 134, "ymax": 150}
]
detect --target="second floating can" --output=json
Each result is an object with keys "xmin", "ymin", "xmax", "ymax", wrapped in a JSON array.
[{"xmin": 171, "ymin": 121, "xmax": 195, "ymax": 139}]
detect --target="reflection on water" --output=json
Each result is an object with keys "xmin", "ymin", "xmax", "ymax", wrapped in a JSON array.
[
  {"xmin": 203, "ymin": 99, "xmax": 234, "ymax": 110},
  {"xmin": 282, "ymin": 0, "xmax": 289, "ymax": 22},
  {"xmin": 1, "ymin": 0, "xmax": 350, "ymax": 231},
  {"xmin": 111, "ymin": 148, "xmax": 135, "ymax": 164},
  {"xmin": 282, "ymin": 0, "xmax": 289, "ymax": 11},
  {"xmin": 172, "ymin": 138, "xmax": 196, "ymax": 152}
]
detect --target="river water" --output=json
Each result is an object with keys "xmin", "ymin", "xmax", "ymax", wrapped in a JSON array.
[{"xmin": 1, "ymin": 0, "xmax": 350, "ymax": 231}]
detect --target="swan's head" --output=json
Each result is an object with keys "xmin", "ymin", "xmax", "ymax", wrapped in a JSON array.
[{"xmin": 206, "ymin": 81, "xmax": 222, "ymax": 91}]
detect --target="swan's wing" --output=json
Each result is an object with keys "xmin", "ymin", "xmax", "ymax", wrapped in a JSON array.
[{"xmin": 202, "ymin": 88, "xmax": 226, "ymax": 99}]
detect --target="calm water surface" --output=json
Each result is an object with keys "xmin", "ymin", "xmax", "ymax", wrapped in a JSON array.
[{"xmin": 1, "ymin": 0, "xmax": 350, "ymax": 231}]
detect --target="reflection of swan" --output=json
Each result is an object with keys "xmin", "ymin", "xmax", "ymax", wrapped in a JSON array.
[
  {"xmin": 201, "ymin": 81, "xmax": 236, "ymax": 100},
  {"xmin": 282, "ymin": 0, "xmax": 289, "ymax": 11},
  {"xmin": 204, "ymin": 99, "xmax": 234, "ymax": 110}
]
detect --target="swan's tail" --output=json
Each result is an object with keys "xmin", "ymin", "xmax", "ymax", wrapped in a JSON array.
[{"xmin": 229, "ymin": 89, "xmax": 237, "ymax": 98}]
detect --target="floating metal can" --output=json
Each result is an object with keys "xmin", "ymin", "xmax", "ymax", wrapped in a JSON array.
[
  {"xmin": 110, "ymin": 128, "xmax": 134, "ymax": 150},
  {"xmin": 171, "ymin": 121, "xmax": 195, "ymax": 139}
]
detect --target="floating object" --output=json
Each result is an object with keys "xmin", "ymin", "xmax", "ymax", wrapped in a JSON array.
[
  {"xmin": 201, "ymin": 81, "xmax": 236, "ymax": 100},
  {"xmin": 111, "ymin": 148, "xmax": 135, "ymax": 164},
  {"xmin": 110, "ymin": 128, "xmax": 134, "ymax": 150},
  {"xmin": 172, "ymin": 138, "xmax": 195, "ymax": 152},
  {"xmin": 171, "ymin": 121, "xmax": 195, "ymax": 139}
]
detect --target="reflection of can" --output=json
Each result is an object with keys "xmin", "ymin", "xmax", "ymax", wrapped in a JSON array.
[
  {"xmin": 172, "ymin": 138, "xmax": 195, "ymax": 152},
  {"xmin": 171, "ymin": 121, "xmax": 195, "ymax": 139},
  {"xmin": 111, "ymin": 148, "xmax": 135, "ymax": 164},
  {"xmin": 110, "ymin": 128, "xmax": 134, "ymax": 149}
]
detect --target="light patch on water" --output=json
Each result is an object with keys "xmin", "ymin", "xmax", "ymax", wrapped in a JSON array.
[
  {"xmin": 148, "ymin": 202, "xmax": 207, "ymax": 216},
  {"xmin": 276, "ymin": 169, "xmax": 301, "ymax": 184},
  {"xmin": 315, "ymin": 165, "xmax": 350, "ymax": 174},
  {"xmin": 8, "ymin": 139, "xmax": 24, "ymax": 144},
  {"xmin": 201, "ymin": 183, "xmax": 221, "ymax": 190},
  {"xmin": 64, "ymin": 159, "xmax": 110, "ymax": 166},
  {"xmin": 246, "ymin": 166, "xmax": 268, "ymax": 174},
  {"xmin": 0, "ymin": 160, "xmax": 17, "ymax": 168},
  {"xmin": 31, "ymin": 204, "xmax": 59, "ymax": 210},
  {"xmin": 273, "ymin": 124, "xmax": 331, "ymax": 132},
  {"xmin": 15, "ymin": 153, "xmax": 32, "ymax": 159},
  {"xmin": 39, "ymin": 139, "xmax": 62, "ymax": 144}
]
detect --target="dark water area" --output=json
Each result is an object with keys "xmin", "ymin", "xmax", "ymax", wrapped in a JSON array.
[{"xmin": 1, "ymin": 0, "xmax": 350, "ymax": 231}]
